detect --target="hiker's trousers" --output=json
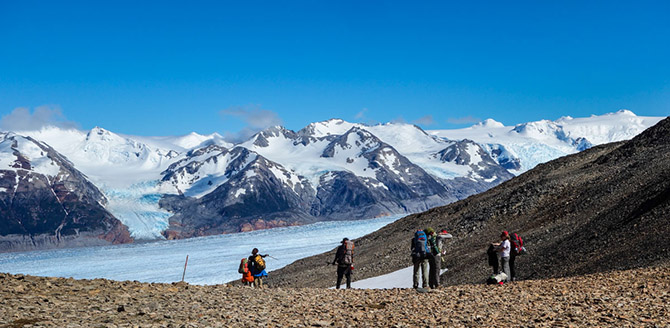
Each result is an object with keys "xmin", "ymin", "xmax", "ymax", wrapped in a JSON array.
[
  {"xmin": 336, "ymin": 265, "xmax": 352, "ymax": 289},
  {"xmin": 413, "ymin": 259, "xmax": 429, "ymax": 288},
  {"xmin": 500, "ymin": 256, "xmax": 510, "ymax": 282},
  {"xmin": 429, "ymin": 254, "xmax": 441, "ymax": 288}
]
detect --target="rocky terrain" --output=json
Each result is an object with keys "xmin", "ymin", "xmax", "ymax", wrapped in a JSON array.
[
  {"xmin": 270, "ymin": 116, "xmax": 670, "ymax": 288},
  {"xmin": 0, "ymin": 266, "xmax": 668, "ymax": 327}
]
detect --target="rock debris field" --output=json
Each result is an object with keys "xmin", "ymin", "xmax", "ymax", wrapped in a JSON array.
[{"xmin": 1, "ymin": 266, "xmax": 668, "ymax": 328}]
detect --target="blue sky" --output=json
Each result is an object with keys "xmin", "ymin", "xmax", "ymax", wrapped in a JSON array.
[{"xmin": 1, "ymin": 1, "xmax": 668, "ymax": 137}]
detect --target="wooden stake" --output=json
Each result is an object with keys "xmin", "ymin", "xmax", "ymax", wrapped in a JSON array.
[{"xmin": 181, "ymin": 255, "xmax": 189, "ymax": 282}]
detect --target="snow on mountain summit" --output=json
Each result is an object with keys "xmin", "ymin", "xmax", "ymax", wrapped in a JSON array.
[
  {"xmin": 473, "ymin": 119, "xmax": 505, "ymax": 128},
  {"xmin": 298, "ymin": 118, "xmax": 356, "ymax": 138},
  {"xmin": 429, "ymin": 110, "xmax": 664, "ymax": 173}
]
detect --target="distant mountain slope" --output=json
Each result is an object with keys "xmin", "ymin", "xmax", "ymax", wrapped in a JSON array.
[
  {"xmin": 429, "ymin": 109, "xmax": 663, "ymax": 173},
  {"xmin": 269, "ymin": 116, "xmax": 670, "ymax": 288},
  {"xmin": 0, "ymin": 134, "xmax": 132, "ymax": 252}
]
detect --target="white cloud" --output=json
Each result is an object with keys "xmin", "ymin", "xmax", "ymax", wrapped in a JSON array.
[
  {"xmin": 0, "ymin": 106, "xmax": 79, "ymax": 132},
  {"xmin": 219, "ymin": 105, "xmax": 283, "ymax": 143},
  {"xmin": 354, "ymin": 108, "xmax": 368, "ymax": 120}
]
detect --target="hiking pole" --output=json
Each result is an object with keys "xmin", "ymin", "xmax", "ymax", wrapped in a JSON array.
[
  {"xmin": 181, "ymin": 255, "xmax": 189, "ymax": 282},
  {"xmin": 267, "ymin": 255, "xmax": 278, "ymax": 260}
]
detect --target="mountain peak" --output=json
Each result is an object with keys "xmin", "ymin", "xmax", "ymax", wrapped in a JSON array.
[
  {"xmin": 472, "ymin": 119, "xmax": 505, "ymax": 128},
  {"xmin": 613, "ymin": 109, "xmax": 636, "ymax": 116},
  {"xmin": 298, "ymin": 119, "xmax": 356, "ymax": 138}
]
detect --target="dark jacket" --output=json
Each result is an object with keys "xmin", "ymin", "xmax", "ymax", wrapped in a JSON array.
[{"xmin": 487, "ymin": 244, "xmax": 498, "ymax": 267}]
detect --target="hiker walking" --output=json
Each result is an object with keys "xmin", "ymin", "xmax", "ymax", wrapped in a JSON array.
[
  {"xmin": 411, "ymin": 230, "xmax": 430, "ymax": 289},
  {"xmin": 430, "ymin": 228, "xmax": 453, "ymax": 288},
  {"xmin": 332, "ymin": 238, "xmax": 354, "ymax": 289},
  {"xmin": 248, "ymin": 248, "xmax": 269, "ymax": 288},
  {"xmin": 238, "ymin": 258, "xmax": 254, "ymax": 286},
  {"xmin": 493, "ymin": 231, "xmax": 511, "ymax": 283}
]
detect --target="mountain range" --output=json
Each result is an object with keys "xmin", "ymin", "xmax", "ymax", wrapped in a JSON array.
[
  {"xmin": 270, "ymin": 115, "xmax": 670, "ymax": 287},
  {"xmin": 0, "ymin": 110, "xmax": 663, "ymax": 251}
]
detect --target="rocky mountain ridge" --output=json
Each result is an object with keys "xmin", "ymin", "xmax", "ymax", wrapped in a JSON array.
[
  {"xmin": 270, "ymin": 116, "xmax": 670, "ymax": 288},
  {"xmin": 0, "ymin": 134, "xmax": 132, "ymax": 252}
]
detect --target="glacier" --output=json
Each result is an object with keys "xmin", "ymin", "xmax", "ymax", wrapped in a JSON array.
[{"xmin": 0, "ymin": 215, "xmax": 403, "ymax": 285}]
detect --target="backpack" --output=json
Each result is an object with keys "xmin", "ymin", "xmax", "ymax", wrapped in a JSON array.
[
  {"xmin": 510, "ymin": 233, "xmax": 527, "ymax": 255},
  {"xmin": 343, "ymin": 240, "xmax": 354, "ymax": 265},
  {"xmin": 252, "ymin": 254, "xmax": 266, "ymax": 271},
  {"xmin": 486, "ymin": 272, "xmax": 508, "ymax": 285},
  {"xmin": 411, "ymin": 230, "xmax": 429, "ymax": 260},
  {"xmin": 238, "ymin": 258, "xmax": 248, "ymax": 274}
]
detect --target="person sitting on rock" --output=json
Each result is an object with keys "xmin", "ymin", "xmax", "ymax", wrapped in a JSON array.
[
  {"xmin": 239, "ymin": 258, "xmax": 254, "ymax": 286},
  {"xmin": 248, "ymin": 248, "xmax": 269, "ymax": 288}
]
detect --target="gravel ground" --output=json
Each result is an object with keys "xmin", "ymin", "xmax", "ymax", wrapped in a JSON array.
[{"xmin": 1, "ymin": 265, "xmax": 668, "ymax": 327}]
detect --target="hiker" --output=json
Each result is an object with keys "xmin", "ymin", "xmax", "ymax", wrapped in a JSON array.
[
  {"xmin": 333, "ymin": 237, "xmax": 354, "ymax": 289},
  {"xmin": 509, "ymin": 232, "xmax": 524, "ymax": 282},
  {"xmin": 411, "ymin": 230, "xmax": 429, "ymax": 289},
  {"xmin": 425, "ymin": 228, "xmax": 440, "ymax": 288},
  {"xmin": 487, "ymin": 244, "xmax": 499, "ymax": 275},
  {"xmin": 248, "ymin": 248, "xmax": 269, "ymax": 288},
  {"xmin": 431, "ymin": 229, "xmax": 453, "ymax": 288},
  {"xmin": 332, "ymin": 238, "xmax": 354, "ymax": 289},
  {"xmin": 239, "ymin": 258, "xmax": 254, "ymax": 286},
  {"xmin": 492, "ymin": 231, "xmax": 511, "ymax": 283}
]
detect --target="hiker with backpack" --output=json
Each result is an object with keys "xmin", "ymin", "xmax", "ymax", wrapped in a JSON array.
[
  {"xmin": 248, "ymin": 248, "xmax": 269, "ymax": 288},
  {"xmin": 431, "ymin": 229, "xmax": 453, "ymax": 288},
  {"xmin": 425, "ymin": 228, "xmax": 441, "ymax": 289},
  {"xmin": 509, "ymin": 232, "xmax": 525, "ymax": 282},
  {"xmin": 492, "ymin": 231, "xmax": 511, "ymax": 283},
  {"xmin": 411, "ymin": 229, "xmax": 430, "ymax": 289},
  {"xmin": 332, "ymin": 238, "xmax": 354, "ymax": 289},
  {"xmin": 238, "ymin": 258, "xmax": 254, "ymax": 286},
  {"xmin": 487, "ymin": 244, "xmax": 499, "ymax": 275}
]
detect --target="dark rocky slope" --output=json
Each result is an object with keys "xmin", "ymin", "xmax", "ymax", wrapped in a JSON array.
[
  {"xmin": 270, "ymin": 116, "xmax": 670, "ymax": 288},
  {"xmin": 0, "ymin": 134, "xmax": 132, "ymax": 252}
]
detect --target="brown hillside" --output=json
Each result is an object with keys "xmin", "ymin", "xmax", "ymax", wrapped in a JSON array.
[{"xmin": 269, "ymin": 117, "xmax": 670, "ymax": 288}]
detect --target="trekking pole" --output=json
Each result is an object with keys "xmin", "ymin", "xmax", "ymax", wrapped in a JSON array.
[
  {"xmin": 181, "ymin": 255, "xmax": 189, "ymax": 282},
  {"xmin": 267, "ymin": 255, "xmax": 278, "ymax": 260}
]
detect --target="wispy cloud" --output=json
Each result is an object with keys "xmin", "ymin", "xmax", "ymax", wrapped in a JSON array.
[
  {"xmin": 447, "ymin": 115, "xmax": 481, "ymax": 125},
  {"xmin": 0, "ymin": 106, "xmax": 79, "ymax": 131},
  {"xmin": 354, "ymin": 108, "xmax": 368, "ymax": 120},
  {"xmin": 413, "ymin": 115, "xmax": 435, "ymax": 126},
  {"xmin": 219, "ymin": 105, "xmax": 283, "ymax": 143}
]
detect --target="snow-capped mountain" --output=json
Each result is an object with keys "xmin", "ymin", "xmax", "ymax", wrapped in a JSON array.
[
  {"xmin": 429, "ymin": 110, "xmax": 663, "ymax": 173},
  {"xmin": 0, "ymin": 133, "xmax": 132, "ymax": 251},
  {"xmin": 0, "ymin": 110, "xmax": 664, "ymax": 245}
]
